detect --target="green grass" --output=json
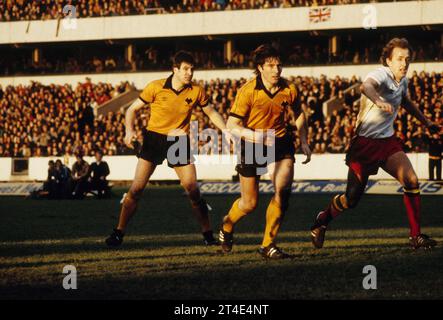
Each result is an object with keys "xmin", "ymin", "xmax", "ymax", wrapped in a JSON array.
[{"xmin": 0, "ymin": 186, "xmax": 442, "ymax": 300}]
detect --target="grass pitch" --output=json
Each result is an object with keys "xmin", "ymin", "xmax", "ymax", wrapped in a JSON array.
[{"xmin": 0, "ymin": 186, "xmax": 442, "ymax": 300}]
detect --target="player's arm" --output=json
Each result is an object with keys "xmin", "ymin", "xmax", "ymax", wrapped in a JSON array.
[
  {"xmin": 294, "ymin": 110, "xmax": 311, "ymax": 164},
  {"xmin": 202, "ymin": 105, "xmax": 227, "ymax": 131},
  {"xmin": 226, "ymin": 116, "xmax": 270, "ymax": 145},
  {"xmin": 360, "ymin": 78, "xmax": 393, "ymax": 114},
  {"xmin": 227, "ymin": 86, "xmax": 271, "ymax": 145},
  {"xmin": 402, "ymin": 94, "xmax": 441, "ymax": 134},
  {"xmin": 124, "ymin": 98, "xmax": 147, "ymax": 148}
]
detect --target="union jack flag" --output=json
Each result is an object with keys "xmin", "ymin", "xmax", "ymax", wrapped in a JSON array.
[{"xmin": 309, "ymin": 7, "xmax": 332, "ymax": 23}]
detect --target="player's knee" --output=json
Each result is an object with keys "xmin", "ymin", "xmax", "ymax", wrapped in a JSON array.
[
  {"xmin": 181, "ymin": 181, "xmax": 198, "ymax": 194},
  {"xmin": 183, "ymin": 183, "xmax": 201, "ymax": 204},
  {"xmin": 403, "ymin": 174, "xmax": 419, "ymax": 190},
  {"xmin": 241, "ymin": 198, "xmax": 258, "ymax": 213}
]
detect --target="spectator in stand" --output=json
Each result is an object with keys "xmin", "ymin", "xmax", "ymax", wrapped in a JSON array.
[
  {"xmin": 71, "ymin": 150, "xmax": 90, "ymax": 199},
  {"xmin": 55, "ymin": 159, "xmax": 72, "ymax": 199},
  {"xmin": 44, "ymin": 160, "xmax": 58, "ymax": 199},
  {"xmin": 426, "ymin": 132, "xmax": 442, "ymax": 181},
  {"xmin": 89, "ymin": 149, "xmax": 111, "ymax": 198}
]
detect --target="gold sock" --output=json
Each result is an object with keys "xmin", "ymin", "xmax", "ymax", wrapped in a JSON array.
[
  {"xmin": 222, "ymin": 198, "xmax": 248, "ymax": 233},
  {"xmin": 262, "ymin": 198, "xmax": 283, "ymax": 247}
]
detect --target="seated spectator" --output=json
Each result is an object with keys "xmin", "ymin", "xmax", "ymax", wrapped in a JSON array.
[
  {"xmin": 55, "ymin": 159, "xmax": 72, "ymax": 199},
  {"xmin": 88, "ymin": 150, "xmax": 111, "ymax": 198},
  {"xmin": 425, "ymin": 132, "xmax": 442, "ymax": 181},
  {"xmin": 71, "ymin": 151, "xmax": 90, "ymax": 200},
  {"xmin": 43, "ymin": 160, "xmax": 58, "ymax": 199}
]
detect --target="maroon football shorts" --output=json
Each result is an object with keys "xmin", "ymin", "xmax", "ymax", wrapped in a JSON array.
[{"xmin": 345, "ymin": 135, "xmax": 403, "ymax": 180}]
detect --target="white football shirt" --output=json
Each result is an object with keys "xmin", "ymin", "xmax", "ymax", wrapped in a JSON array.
[{"xmin": 357, "ymin": 66, "xmax": 408, "ymax": 138}]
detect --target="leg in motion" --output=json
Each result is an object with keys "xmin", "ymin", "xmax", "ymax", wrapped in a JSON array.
[
  {"xmin": 259, "ymin": 158, "xmax": 294, "ymax": 260},
  {"xmin": 310, "ymin": 168, "xmax": 368, "ymax": 249},
  {"xmin": 106, "ymin": 159, "xmax": 156, "ymax": 247},
  {"xmin": 219, "ymin": 175, "xmax": 259, "ymax": 253},
  {"xmin": 175, "ymin": 164, "xmax": 218, "ymax": 245},
  {"xmin": 382, "ymin": 151, "xmax": 437, "ymax": 249}
]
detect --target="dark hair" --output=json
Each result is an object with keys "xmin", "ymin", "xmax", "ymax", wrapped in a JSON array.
[
  {"xmin": 380, "ymin": 38, "xmax": 413, "ymax": 66},
  {"xmin": 252, "ymin": 44, "xmax": 281, "ymax": 75},
  {"xmin": 172, "ymin": 50, "xmax": 195, "ymax": 69}
]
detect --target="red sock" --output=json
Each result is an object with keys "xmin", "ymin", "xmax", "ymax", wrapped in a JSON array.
[{"xmin": 403, "ymin": 189, "xmax": 421, "ymax": 237}]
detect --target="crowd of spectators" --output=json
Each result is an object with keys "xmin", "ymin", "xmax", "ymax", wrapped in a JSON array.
[
  {"xmin": 0, "ymin": 78, "xmax": 134, "ymax": 157},
  {"xmin": 1, "ymin": 71, "xmax": 441, "ymax": 158},
  {"xmin": 0, "ymin": 0, "xmax": 397, "ymax": 21},
  {"xmin": 1, "ymin": 54, "xmax": 131, "ymax": 76},
  {"xmin": 0, "ymin": 49, "xmax": 227, "ymax": 76}
]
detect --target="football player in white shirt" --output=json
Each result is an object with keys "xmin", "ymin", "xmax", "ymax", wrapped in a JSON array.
[{"xmin": 310, "ymin": 38, "xmax": 441, "ymax": 250}]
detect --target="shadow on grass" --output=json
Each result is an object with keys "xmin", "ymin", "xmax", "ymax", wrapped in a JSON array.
[
  {"xmin": 1, "ymin": 246, "xmax": 442, "ymax": 300},
  {"xmin": 0, "ymin": 230, "xmax": 418, "ymax": 258}
]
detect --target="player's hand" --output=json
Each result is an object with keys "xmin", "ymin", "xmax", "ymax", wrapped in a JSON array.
[
  {"xmin": 124, "ymin": 130, "xmax": 137, "ymax": 149},
  {"xmin": 252, "ymin": 131, "xmax": 264, "ymax": 144},
  {"xmin": 255, "ymin": 131, "xmax": 275, "ymax": 147},
  {"xmin": 301, "ymin": 142, "xmax": 312, "ymax": 164},
  {"xmin": 263, "ymin": 134, "xmax": 275, "ymax": 147},
  {"xmin": 375, "ymin": 100, "xmax": 394, "ymax": 114},
  {"xmin": 222, "ymin": 130, "xmax": 234, "ymax": 142}
]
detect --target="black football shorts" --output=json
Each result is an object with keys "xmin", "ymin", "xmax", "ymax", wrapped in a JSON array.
[{"xmin": 137, "ymin": 129, "xmax": 192, "ymax": 168}]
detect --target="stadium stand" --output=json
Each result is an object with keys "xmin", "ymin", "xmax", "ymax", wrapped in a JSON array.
[
  {"xmin": 0, "ymin": 0, "xmax": 409, "ymax": 21},
  {"xmin": 1, "ymin": 71, "xmax": 441, "ymax": 158},
  {"xmin": 1, "ymin": 33, "xmax": 441, "ymax": 76}
]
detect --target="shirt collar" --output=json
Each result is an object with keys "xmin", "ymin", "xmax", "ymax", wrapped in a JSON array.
[
  {"xmin": 383, "ymin": 66, "xmax": 394, "ymax": 78},
  {"xmin": 254, "ymin": 75, "xmax": 288, "ymax": 91},
  {"xmin": 163, "ymin": 74, "xmax": 192, "ymax": 91},
  {"xmin": 254, "ymin": 75, "xmax": 288, "ymax": 99},
  {"xmin": 383, "ymin": 66, "xmax": 402, "ymax": 86}
]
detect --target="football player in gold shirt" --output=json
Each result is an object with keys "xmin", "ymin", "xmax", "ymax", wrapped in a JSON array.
[
  {"xmin": 219, "ymin": 45, "xmax": 311, "ymax": 259},
  {"xmin": 106, "ymin": 51, "xmax": 226, "ymax": 247}
]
